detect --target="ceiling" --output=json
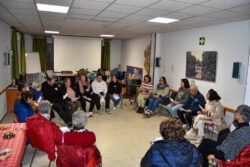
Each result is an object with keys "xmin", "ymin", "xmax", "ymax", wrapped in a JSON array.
[{"xmin": 0, "ymin": 0, "xmax": 250, "ymax": 39}]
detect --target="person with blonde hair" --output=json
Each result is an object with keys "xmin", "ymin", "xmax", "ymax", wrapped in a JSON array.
[
  {"xmin": 30, "ymin": 81, "xmax": 44, "ymax": 102},
  {"xmin": 141, "ymin": 118, "xmax": 202, "ymax": 167}
]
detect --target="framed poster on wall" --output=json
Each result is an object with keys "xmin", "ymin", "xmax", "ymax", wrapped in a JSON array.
[
  {"xmin": 126, "ymin": 66, "xmax": 143, "ymax": 85},
  {"xmin": 186, "ymin": 51, "xmax": 217, "ymax": 82}
]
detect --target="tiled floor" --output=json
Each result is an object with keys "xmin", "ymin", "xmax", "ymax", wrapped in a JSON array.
[{"xmin": 1, "ymin": 101, "xmax": 208, "ymax": 167}]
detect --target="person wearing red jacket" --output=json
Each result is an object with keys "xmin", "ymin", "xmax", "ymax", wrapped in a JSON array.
[
  {"xmin": 26, "ymin": 100, "xmax": 63, "ymax": 161},
  {"xmin": 57, "ymin": 111, "xmax": 102, "ymax": 167}
]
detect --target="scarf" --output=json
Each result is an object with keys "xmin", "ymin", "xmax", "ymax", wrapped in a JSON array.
[
  {"xmin": 78, "ymin": 80, "xmax": 89, "ymax": 94},
  {"xmin": 157, "ymin": 83, "xmax": 169, "ymax": 90}
]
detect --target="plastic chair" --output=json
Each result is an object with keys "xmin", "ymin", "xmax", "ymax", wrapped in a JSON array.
[{"xmin": 56, "ymin": 132, "xmax": 101, "ymax": 167}]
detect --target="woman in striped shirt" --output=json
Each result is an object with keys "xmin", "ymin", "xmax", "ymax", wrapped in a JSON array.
[{"xmin": 137, "ymin": 75, "xmax": 153, "ymax": 113}]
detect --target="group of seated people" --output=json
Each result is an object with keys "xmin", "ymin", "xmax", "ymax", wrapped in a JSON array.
[
  {"xmin": 14, "ymin": 72, "xmax": 123, "ymax": 126},
  {"xmin": 141, "ymin": 106, "xmax": 250, "ymax": 167},
  {"xmin": 137, "ymin": 74, "xmax": 250, "ymax": 167},
  {"xmin": 25, "ymin": 100, "xmax": 101, "ymax": 166},
  {"xmin": 13, "ymin": 71, "xmax": 250, "ymax": 167}
]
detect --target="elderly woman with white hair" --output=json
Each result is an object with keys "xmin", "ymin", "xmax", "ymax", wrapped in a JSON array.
[
  {"xmin": 198, "ymin": 104, "xmax": 250, "ymax": 167},
  {"xmin": 26, "ymin": 100, "xmax": 63, "ymax": 161},
  {"xmin": 60, "ymin": 111, "xmax": 97, "ymax": 153},
  {"xmin": 71, "ymin": 111, "xmax": 89, "ymax": 131}
]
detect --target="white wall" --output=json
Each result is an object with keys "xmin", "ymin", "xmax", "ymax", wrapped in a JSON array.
[
  {"xmin": 110, "ymin": 39, "xmax": 121, "ymax": 70},
  {"xmin": 0, "ymin": 20, "xmax": 12, "ymax": 120},
  {"xmin": 121, "ymin": 35, "xmax": 151, "ymax": 75},
  {"xmin": 244, "ymin": 21, "xmax": 250, "ymax": 105},
  {"xmin": 158, "ymin": 20, "xmax": 250, "ymax": 108}
]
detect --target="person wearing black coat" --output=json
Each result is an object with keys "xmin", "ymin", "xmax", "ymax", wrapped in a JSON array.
[
  {"xmin": 105, "ymin": 75, "xmax": 122, "ymax": 112},
  {"xmin": 41, "ymin": 77, "xmax": 72, "ymax": 125}
]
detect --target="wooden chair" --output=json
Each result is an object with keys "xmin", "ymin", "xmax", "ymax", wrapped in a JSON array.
[
  {"xmin": 205, "ymin": 107, "xmax": 235, "ymax": 139},
  {"xmin": 120, "ymin": 85, "xmax": 127, "ymax": 109}
]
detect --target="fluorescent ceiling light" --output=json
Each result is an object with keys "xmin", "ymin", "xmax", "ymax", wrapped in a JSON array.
[
  {"xmin": 100, "ymin": 34, "xmax": 115, "ymax": 37},
  {"xmin": 37, "ymin": 3, "xmax": 69, "ymax": 13},
  {"xmin": 45, "ymin": 30, "xmax": 60, "ymax": 34},
  {"xmin": 148, "ymin": 17, "xmax": 179, "ymax": 24}
]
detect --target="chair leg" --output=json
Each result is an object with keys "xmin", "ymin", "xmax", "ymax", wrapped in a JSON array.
[
  {"xmin": 48, "ymin": 161, "xmax": 52, "ymax": 167},
  {"xmin": 30, "ymin": 149, "xmax": 37, "ymax": 167},
  {"xmin": 210, "ymin": 126, "xmax": 214, "ymax": 139}
]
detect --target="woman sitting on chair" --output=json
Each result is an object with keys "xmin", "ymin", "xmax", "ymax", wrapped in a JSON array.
[
  {"xmin": 144, "ymin": 76, "xmax": 169, "ymax": 116},
  {"xmin": 105, "ymin": 75, "xmax": 122, "ymax": 112},
  {"xmin": 30, "ymin": 81, "xmax": 44, "ymax": 102},
  {"xmin": 14, "ymin": 91, "xmax": 34, "ymax": 123},
  {"xmin": 166, "ymin": 78, "xmax": 190, "ymax": 117},
  {"xmin": 76, "ymin": 74, "xmax": 92, "ymax": 112},
  {"xmin": 60, "ymin": 78, "xmax": 81, "ymax": 114},
  {"xmin": 141, "ymin": 118, "xmax": 202, "ymax": 167},
  {"xmin": 186, "ymin": 89, "xmax": 226, "ymax": 144},
  {"xmin": 57, "ymin": 111, "xmax": 101, "ymax": 167},
  {"xmin": 137, "ymin": 75, "xmax": 153, "ymax": 113}
]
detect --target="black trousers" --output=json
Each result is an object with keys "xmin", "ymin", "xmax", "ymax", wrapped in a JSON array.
[
  {"xmin": 89, "ymin": 93, "xmax": 101, "ymax": 112},
  {"xmin": 177, "ymin": 110, "xmax": 197, "ymax": 127},
  {"xmin": 51, "ymin": 102, "xmax": 72, "ymax": 124},
  {"xmin": 217, "ymin": 128, "xmax": 230, "ymax": 144},
  {"xmin": 79, "ymin": 96, "xmax": 87, "ymax": 111},
  {"xmin": 198, "ymin": 139, "xmax": 225, "ymax": 167}
]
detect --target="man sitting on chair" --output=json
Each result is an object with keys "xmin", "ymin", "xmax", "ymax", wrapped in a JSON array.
[{"xmin": 177, "ymin": 84, "xmax": 205, "ymax": 129}]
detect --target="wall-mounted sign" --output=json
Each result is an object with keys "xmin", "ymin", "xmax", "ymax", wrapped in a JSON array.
[{"xmin": 199, "ymin": 37, "xmax": 205, "ymax": 45}]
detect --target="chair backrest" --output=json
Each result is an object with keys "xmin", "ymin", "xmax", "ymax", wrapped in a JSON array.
[
  {"xmin": 26, "ymin": 118, "xmax": 58, "ymax": 161},
  {"xmin": 224, "ymin": 111, "xmax": 234, "ymax": 127},
  {"xmin": 64, "ymin": 132, "xmax": 96, "ymax": 146},
  {"xmin": 56, "ymin": 144, "xmax": 101, "ymax": 167}
]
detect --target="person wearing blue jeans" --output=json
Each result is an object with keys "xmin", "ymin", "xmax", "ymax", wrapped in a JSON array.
[
  {"xmin": 105, "ymin": 75, "xmax": 122, "ymax": 112},
  {"xmin": 144, "ymin": 77, "xmax": 169, "ymax": 116},
  {"xmin": 166, "ymin": 103, "xmax": 184, "ymax": 117},
  {"xmin": 166, "ymin": 78, "xmax": 190, "ymax": 117},
  {"xmin": 147, "ymin": 97, "xmax": 166, "ymax": 112}
]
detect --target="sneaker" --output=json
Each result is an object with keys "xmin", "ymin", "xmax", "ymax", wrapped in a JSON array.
[
  {"xmin": 97, "ymin": 110, "xmax": 102, "ymax": 115},
  {"xmin": 88, "ymin": 112, "xmax": 93, "ymax": 117},
  {"xmin": 106, "ymin": 109, "xmax": 111, "ymax": 114},
  {"xmin": 113, "ymin": 107, "xmax": 116, "ymax": 110}
]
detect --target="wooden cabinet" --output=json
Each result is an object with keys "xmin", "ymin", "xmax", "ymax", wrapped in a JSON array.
[{"xmin": 6, "ymin": 88, "xmax": 21, "ymax": 113}]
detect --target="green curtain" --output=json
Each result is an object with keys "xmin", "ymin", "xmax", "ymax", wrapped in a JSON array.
[
  {"xmin": 102, "ymin": 39, "xmax": 110, "ymax": 71},
  {"xmin": 11, "ymin": 29, "xmax": 19, "ymax": 79},
  {"xmin": 33, "ymin": 38, "xmax": 47, "ymax": 71},
  {"xmin": 20, "ymin": 33, "xmax": 26, "ymax": 75}
]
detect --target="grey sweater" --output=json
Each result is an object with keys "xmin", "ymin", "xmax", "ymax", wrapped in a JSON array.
[{"xmin": 175, "ymin": 87, "xmax": 190, "ymax": 104}]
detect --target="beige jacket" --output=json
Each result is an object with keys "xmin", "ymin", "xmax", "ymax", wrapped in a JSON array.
[{"xmin": 206, "ymin": 100, "xmax": 226, "ymax": 130}]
